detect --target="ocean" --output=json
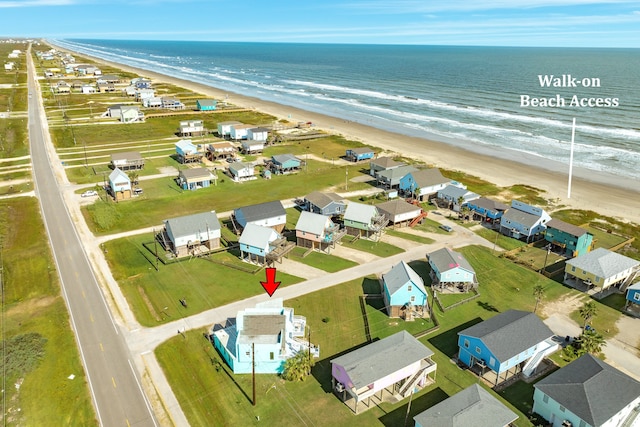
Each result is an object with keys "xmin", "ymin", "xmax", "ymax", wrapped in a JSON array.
[{"xmin": 53, "ymin": 39, "xmax": 640, "ymax": 181}]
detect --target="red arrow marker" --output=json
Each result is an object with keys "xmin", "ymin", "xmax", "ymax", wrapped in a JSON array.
[{"xmin": 260, "ymin": 267, "xmax": 281, "ymax": 297}]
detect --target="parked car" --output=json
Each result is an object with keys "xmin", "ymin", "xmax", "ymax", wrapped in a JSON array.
[
  {"xmin": 81, "ymin": 190, "xmax": 98, "ymax": 197},
  {"xmin": 439, "ymin": 224, "xmax": 453, "ymax": 232}
]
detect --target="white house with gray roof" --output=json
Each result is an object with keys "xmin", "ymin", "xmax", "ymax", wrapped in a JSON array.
[
  {"xmin": 233, "ymin": 200, "xmax": 286, "ymax": 233},
  {"xmin": 331, "ymin": 331, "xmax": 437, "ymax": 414},
  {"xmin": 369, "ymin": 156, "xmax": 405, "ymax": 177},
  {"xmin": 499, "ymin": 200, "xmax": 551, "ymax": 242},
  {"xmin": 163, "ymin": 211, "xmax": 221, "ymax": 258},
  {"xmin": 533, "ymin": 354, "xmax": 640, "ymax": 427},
  {"xmin": 564, "ymin": 247, "xmax": 640, "ymax": 295},
  {"xmin": 428, "ymin": 247, "xmax": 478, "ymax": 292},
  {"xmin": 382, "ymin": 261, "xmax": 429, "ymax": 320},
  {"xmin": 399, "ymin": 168, "xmax": 451, "ymax": 200},
  {"xmin": 376, "ymin": 199, "xmax": 424, "ymax": 227},
  {"xmin": 227, "ymin": 161, "xmax": 255, "ymax": 182},
  {"xmin": 458, "ymin": 310, "xmax": 557, "ymax": 386},
  {"xmin": 437, "ymin": 184, "xmax": 481, "ymax": 212},
  {"xmin": 414, "ymin": 384, "xmax": 518, "ymax": 427}
]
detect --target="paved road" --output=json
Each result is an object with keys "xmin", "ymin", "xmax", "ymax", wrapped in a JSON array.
[{"xmin": 27, "ymin": 46, "xmax": 158, "ymax": 427}]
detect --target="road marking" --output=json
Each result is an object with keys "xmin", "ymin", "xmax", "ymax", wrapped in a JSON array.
[
  {"xmin": 99, "ymin": 343, "xmax": 104, "ymax": 352},
  {"xmin": 126, "ymin": 420, "xmax": 131, "ymax": 427},
  {"xmin": 90, "ymin": 313, "xmax": 94, "ymax": 322},
  {"xmin": 112, "ymin": 377, "xmax": 116, "ymax": 388},
  {"xmin": 82, "ymin": 290, "xmax": 86, "ymax": 298}
]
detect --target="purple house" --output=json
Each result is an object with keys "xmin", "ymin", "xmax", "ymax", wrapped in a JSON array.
[{"xmin": 330, "ymin": 331, "xmax": 437, "ymax": 414}]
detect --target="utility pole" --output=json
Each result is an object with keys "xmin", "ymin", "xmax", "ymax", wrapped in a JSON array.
[
  {"xmin": 252, "ymin": 342, "xmax": 256, "ymax": 406},
  {"xmin": 345, "ymin": 166, "xmax": 348, "ymax": 191},
  {"xmin": 153, "ymin": 228, "xmax": 159, "ymax": 271},
  {"xmin": 308, "ymin": 327, "xmax": 311, "ymax": 375}
]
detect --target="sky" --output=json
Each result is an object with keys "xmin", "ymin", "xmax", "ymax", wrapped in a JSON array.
[{"xmin": 1, "ymin": 0, "xmax": 640, "ymax": 47}]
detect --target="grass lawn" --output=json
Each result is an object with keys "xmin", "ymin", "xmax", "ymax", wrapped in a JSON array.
[
  {"xmin": 288, "ymin": 247, "xmax": 359, "ymax": 272},
  {"xmin": 505, "ymin": 245, "xmax": 565, "ymax": 272},
  {"xmin": 568, "ymin": 296, "xmax": 622, "ymax": 339},
  {"xmin": 340, "ymin": 236, "xmax": 404, "ymax": 257},
  {"xmin": 103, "ymin": 235, "xmax": 304, "ymax": 326},
  {"xmin": 588, "ymin": 225, "xmax": 628, "ymax": 249},
  {"xmin": 385, "ymin": 228, "xmax": 435, "ymax": 245},
  {"xmin": 83, "ymin": 162, "xmax": 370, "ymax": 234},
  {"xmin": 436, "ymin": 291, "xmax": 478, "ymax": 309},
  {"xmin": 413, "ymin": 216, "xmax": 454, "ymax": 234},
  {"xmin": 0, "ymin": 197, "xmax": 96, "ymax": 426},
  {"xmin": 473, "ymin": 226, "xmax": 528, "ymax": 251}
]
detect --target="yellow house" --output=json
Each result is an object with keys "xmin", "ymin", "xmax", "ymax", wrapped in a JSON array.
[{"xmin": 564, "ymin": 247, "xmax": 639, "ymax": 293}]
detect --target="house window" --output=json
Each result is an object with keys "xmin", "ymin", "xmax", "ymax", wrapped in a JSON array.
[
  {"xmin": 270, "ymin": 352, "xmax": 274, "ymax": 360},
  {"xmin": 634, "ymin": 293, "xmax": 640, "ymax": 302},
  {"xmin": 582, "ymin": 270, "xmax": 587, "ymax": 275},
  {"xmin": 475, "ymin": 346, "xmax": 481, "ymax": 354},
  {"xmin": 410, "ymin": 296, "xmax": 415, "ymax": 302},
  {"xmin": 489, "ymin": 357, "xmax": 495, "ymax": 367},
  {"xmin": 543, "ymin": 394, "xmax": 549, "ymax": 403},
  {"xmin": 559, "ymin": 405, "xmax": 566, "ymax": 412},
  {"xmin": 245, "ymin": 351, "xmax": 250, "ymax": 356},
  {"xmin": 595, "ymin": 277, "xmax": 600, "ymax": 283},
  {"xmin": 571, "ymin": 266, "xmax": 576, "ymax": 272},
  {"xmin": 408, "ymin": 285, "xmax": 412, "ymax": 291},
  {"xmin": 464, "ymin": 339, "xmax": 470, "ymax": 348}
]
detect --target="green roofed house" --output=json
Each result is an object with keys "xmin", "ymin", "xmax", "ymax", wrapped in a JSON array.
[
  {"xmin": 162, "ymin": 210, "xmax": 221, "ymax": 258},
  {"xmin": 196, "ymin": 99, "xmax": 217, "ymax": 111},
  {"xmin": 533, "ymin": 354, "xmax": 640, "ymax": 427},
  {"xmin": 413, "ymin": 384, "xmax": 519, "ymax": 427}
]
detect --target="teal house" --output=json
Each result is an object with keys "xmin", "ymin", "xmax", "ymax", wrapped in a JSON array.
[
  {"xmin": 382, "ymin": 261, "xmax": 428, "ymax": 320},
  {"xmin": 196, "ymin": 99, "xmax": 217, "ymax": 111},
  {"xmin": 544, "ymin": 218, "xmax": 593, "ymax": 258},
  {"xmin": 271, "ymin": 154, "xmax": 301, "ymax": 174}
]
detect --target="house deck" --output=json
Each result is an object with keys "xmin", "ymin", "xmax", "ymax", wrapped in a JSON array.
[{"xmin": 563, "ymin": 277, "xmax": 620, "ymax": 299}]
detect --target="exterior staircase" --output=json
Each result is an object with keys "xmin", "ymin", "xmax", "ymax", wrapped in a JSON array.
[
  {"xmin": 409, "ymin": 211, "xmax": 428, "ymax": 227},
  {"xmin": 399, "ymin": 366, "xmax": 429, "ymax": 398},
  {"xmin": 620, "ymin": 403, "xmax": 640, "ymax": 427},
  {"xmin": 523, "ymin": 339, "xmax": 559, "ymax": 377}
]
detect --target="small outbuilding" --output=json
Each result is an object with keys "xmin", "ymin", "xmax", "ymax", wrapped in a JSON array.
[
  {"xmin": 196, "ymin": 99, "xmax": 217, "ymax": 111},
  {"xmin": 108, "ymin": 168, "xmax": 132, "ymax": 201}
]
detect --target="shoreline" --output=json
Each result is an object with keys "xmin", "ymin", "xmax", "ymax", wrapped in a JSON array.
[{"xmin": 49, "ymin": 41, "xmax": 640, "ymax": 225}]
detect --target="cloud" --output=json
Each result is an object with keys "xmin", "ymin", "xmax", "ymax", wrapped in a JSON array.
[{"xmin": 0, "ymin": 0, "xmax": 75, "ymax": 7}]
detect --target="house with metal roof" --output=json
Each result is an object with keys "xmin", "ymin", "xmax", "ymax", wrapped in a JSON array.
[
  {"xmin": 177, "ymin": 119, "xmax": 206, "ymax": 137},
  {"xmin": 564, "ymin": 247, "xmax": 639, "ymax": 295},
  {"xmin": 457, "ymin": 310, "xmax": 557, "ymax": 386},
  {"xmin": 162, "ymin": 211, "xmax": 221, "ymax": 258},
  {"xmin": 377, "ymin": 165, "xmax": 418, "ymax": 189},
  {"xmin": 544, "ymin": 219, "xmax": 593, "ymax": 258},
  {"xmin": 331, "ymin": 331, "xmax": 437, "ymax": 414},
  {"xmin": 382, "ymin": 261, "xmax": 429, "ymax": 320},
  {"xmin": 376, "ymin": 199, "xmax": 425, "ymax": 228},
  {"xmin": 369, "ymin": 156, "xmax": 405, "ymax": 178},
  {"xmin": 213, "ymin": 298, "xmax": 319, "ymax": 374},
  {"xmin": 231, "ymin": 123, "xmax": 254, "ymax": 140},
  {"xmin": 399, "ymin": 168, "xmax": 450, "ymax": 200},
  {"xmin": 217, "ymin": 121, "xmax": 242, "ymax": 138},
  {"xmin": 108, "ymin": 168, "xmax": 131, "ymax": 201},
  {"xmin": 303, "ymin": 191, "xmax": 346, "ymax": 217},
  {"xmin": 175, "ymin": 139, "xmax": 202, "ymax": 164},
  {"xmin": 247, "ymin": 127, "xmax": 269, "ymax": 141},
  {"xmin": 499, "ymin": 200, "xmax": 551, "ymax": 243},
  {"xmin": 110, "ymin": 151, "xmax": 144, "ymax": 171},
  {"xmin": 227, "ymin": 161, "xmax": 256, "ymax": 182},
  {"xmin": 467, "ymin": 197, "xmax": 509, "ymax": 224},
  {"xmin": 343, "ymin": 202, "xmax": 387, "ymax": 240},
  {"xmin": 295, "ymin": 211, "xmax": 345, "ymax": 253},
  {"xmin": 240, "ymin": 139, "xmax": 265, "ymax": 154},
  {"xmin": 271, "ymin": 154, "xmax": 301, "ymax": 174},
  {"xmin": 205, "ymin": 141, "xmax": 236, "ymax": 161},
  {"xmin": 196, "ymin": 99, "xmax": 217, "ymax": 111},
  {"xmin": 428, "ymin": 247, "xmax": 477, "ymax": 292},
  {"xmin": 238, "ymin": 223, "xmax": 292, "ymax": 266},
  {"xmin": 413, "ymin": 384, "xmax": 519, "ymax": 427},
  {"xmin": 533, "ymin": 354, "xmax": 640, "ymax": 427},
  {"xmin": 177, "ymin": 167, "xmax": 216, "ymax": 191},
  {"xmin": 437, "ymin": 184, "xmax": 481, "ymax": 211},
  {"xmin": 345, "ymin": 147, "xmax": 375, "ymax": 162},
  {"xmin": 233, "ymin": 200, "xmax": 286, "ymax": 233}
]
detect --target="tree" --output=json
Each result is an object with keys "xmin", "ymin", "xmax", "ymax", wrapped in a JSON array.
[
  {"xmin": 533, "ymin": 284, "xmax": 545, "ymax": 313},
  {"xmin": 127, "ymin": 170, "xmax": 139, "ymax": 186},
  {"xmin": 579, "ymin": 300, "xmax": 598, "ymax": 328},
  {"xmin": 281, "ymin": 351, "xmax": 314, "ymax": 382},
  {"xmin": 575, "ymin": 329, "xmax": 605, "ymax": 356}
]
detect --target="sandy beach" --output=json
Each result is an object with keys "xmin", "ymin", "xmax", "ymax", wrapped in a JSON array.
[{"xmin": 50, "ymin": 42, "xmax": 640, "ymax": 225}]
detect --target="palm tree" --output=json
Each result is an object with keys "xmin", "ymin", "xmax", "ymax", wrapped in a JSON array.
[
  {"xmin": 533, "ymin": 284, "xmax": 545, "ymax": 313},
  {"xmin": 127, "ymin": 170, "xmax": 139, "ymax": 186},
  {"xmin": 575, "ymin": 329, "xmax": 605, "ymax": 356},
  {"xmin": 579, "ymin": 300, "xmax": 598, "ymax": 329},
  {"xmin": 281, "ymin": 351, "xmax": 314, "ymax": 382}
]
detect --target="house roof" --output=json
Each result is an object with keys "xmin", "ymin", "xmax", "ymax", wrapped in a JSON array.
[
  {"xmin": 410, "ymin": 168, "xmax": 448, "ymax": 188},
  {"xmin": 383, "ymin": 261, "xmax": 427, "ymax": 297},
  {"xmin": 295, "ymin": 211, "xmax": 331, "ymax": 235},
  {"xmin": 370, "ymin": 156, "xmax": 404, "ymax": 169},
  {"xmin": 627, "ymin": 282, "xmax": 640, "ymax": 291},
  {"xmin": 458, "ymin": 310, "xmax": 554, "ymax": 363},
  {"xmin": 304, "ymin": 191, "xmax": 344, "ymax": 209},
  {"xmin": 546, "ymin": 218, "xmax": 589, "ymax": 238},
  {"xmin": 239, "ymin": 223, "xmax": 280, "ymax": 248},
  {"xmin": 249, "ymin": 127, "xmax": 270, "ymax": 132},
  {"xmin": 236, "ymin": 200, "xmax": 286, "ymax": 224},
  {"xmin": 439, "ymin": 185, "xmax": 480, "ymax": 202},
  {"xmin": 111, "ymin": 151, "xmax": 142, "ymax": 162},
  {"xmin": 197, "ymin": 99, "xmax": 217, "ymax": 107},
  {"xmin": 175, "ymin": 139, "xmax": 197, "ymax": 153},
  {"xmin": 378, "ymin": 165, "xmax": 418, "ymax": 181},
  {"xmin": 272, "ymin": 154, "xmax": 300, "ymax": 165},
  {"xmin": 566, "ymin": 248, "xmax": 639, "ymax": 278},
  {"xmin": 228, "ymin": 162, "xmax": 254, "ymax": 174},
  {"xmin": 502, "ymin": 207, "xmax": 541, "ymax": 229},
  {"xmin": 428, "ymin": 247, "xmax": 476, "ymax": 275},
  {"xmin": 413, "ymin": 384, "xmax": 518, "ymax": 427},
  {"xmin": 376, "ymin": 199, "xmax": 421, "ymax": 217},
  {"xmin": 179, "ymin": 167, "xmax": 214, "ymax": 180},
  {"xmin": 469, "ymin": 197, "xmax": 508, "ymax": 213},
  {"xmin": 238, "ymin": 314, "xmax": 285, "ymax": 345},
  {"xmin": 108, "ymin": 168, "xmax": 129, "ymax": 183},
  {"xmin": 164, "ymin": 211, "xmax": 220, "ymax": 239},
  {"xmin": 535, "ymin": 354, "xmax": 640, "ymax": 427},
  {"xmin": 344, "ymin": 202, "xmax": 378, "ymax": 224},
  {"xmin": 331, "ymin": 331, "xmax": 433, "ymax": 390}
]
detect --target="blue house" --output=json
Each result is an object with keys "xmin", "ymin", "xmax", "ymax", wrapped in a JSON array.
[
  {"xmin": 271, "ymin": 154, "xmax": 301, "ymax": 174},
  {"xmin": 398, "ymin": 168, "xmax": 450, "ymax": 200},
  {"xmin": 238, "ymin": 223, "xmax": 283, "ymax": 265},
  {"xmin": 382, "ymin": 261, "xmax": 428, "ymax": 320},
  {"xmin": 175, "ymin": 139, "xmax": 202, "ymax": 164},
  {"xmin": 544, "ymin": 218, "xmax": 593, "ymax": 258},
  {"xmin": 625, "ymin": 282, "xmax": 640, "ymax": 316},
  {"xmin": 346, "ymin": 147, "xmax": 375, "ymax": 162},
  {"xmin": 213, "ymin": 298, "xmax": 319, "ymax": 374},
  {"xmin": 427, "ymin": 247, "xmax": 477, "ymax": 292},
  {"xmin": 196, "ymin": 99, "xmax": 217, "ymax": 111},
  {"xmin": 303, "ymin": 191, "xmax": 346, "ymax": 217},
  {"xmin": 499, "ymin": 200, "xmax": 551, "ymax": 243},
  {"xmin": 108, "ymin": 168, "xmax": 132, "ymax": 201},
  {"xmin": 466, "ymin": 197, "xmax": 508, "ymax": 223},
  {"xmin": 457, "ymin": 310, "xmax": 557, "ymax": 386}
]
